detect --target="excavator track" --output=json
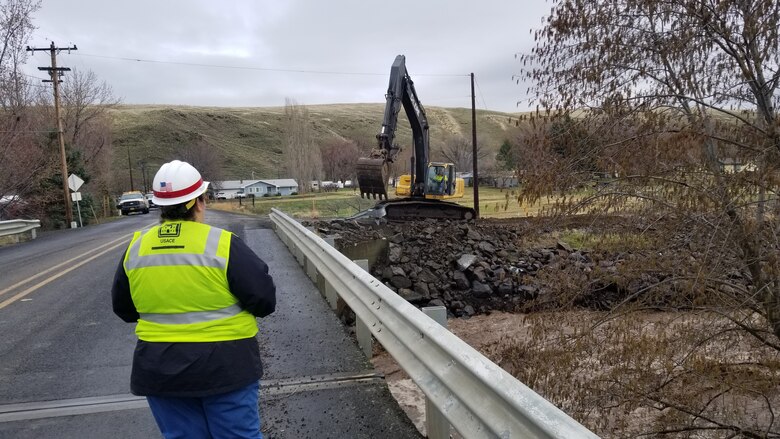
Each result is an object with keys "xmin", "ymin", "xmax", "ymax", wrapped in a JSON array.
[{"xmin": 378, "ymin": 198, "xmax": 475, "ymax": 221}]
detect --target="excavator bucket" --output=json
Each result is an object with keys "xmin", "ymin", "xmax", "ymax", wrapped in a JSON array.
[{"xmin": 356, "ymin": 157, "xmax": 389, "ymax": 200}]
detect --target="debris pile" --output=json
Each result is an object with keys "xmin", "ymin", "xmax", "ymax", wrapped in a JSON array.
[{"xmin": 309, "ymin": 217, "xmax": 749, "ymax": 318}]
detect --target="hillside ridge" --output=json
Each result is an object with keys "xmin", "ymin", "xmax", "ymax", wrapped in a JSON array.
[{"xmin": 109, "ymin": 104, "xmax": 523, "ymax": 189}]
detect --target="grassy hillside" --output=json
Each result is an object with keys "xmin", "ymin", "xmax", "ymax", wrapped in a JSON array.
[{"xmin": 109, "ymin": 104, "xmax": 523, "ymax": 189}]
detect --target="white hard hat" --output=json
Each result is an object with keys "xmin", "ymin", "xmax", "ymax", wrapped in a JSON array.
[{"xmin": 152, "ymin": 160, "xmax": 210, "ymax": 206}]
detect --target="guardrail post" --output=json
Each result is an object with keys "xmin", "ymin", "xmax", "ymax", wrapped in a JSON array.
[
  {"xmin": 294, "ymin": 245, "xmax": 304, "ymax": 266},
  {"xmin": 422, "ymin": 305, "xmax": 451, "ymax": 439},
  {"xmin": 322, "ymin": 237, "xmax": 339, "ymax": 309},
  {"xmin": 304, "ymin": 255, "xmax": 317, "ymax": 281},
  {"xmin": 353, "ymin": 258, "xmax": 373, "ymax": 359},
  {"xmin": 304, "ymin": 227, "xmax": 319, "ymax": 280}
]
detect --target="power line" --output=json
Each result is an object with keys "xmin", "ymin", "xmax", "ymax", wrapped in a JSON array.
[
  {"xmin": 473, "ymin": 77, "xmax": 489, "ymax": 110},
  {"xmin": 72, "ymin": 52, "xmax": 470, "ymax": 77},
  {"xmin": 0, "ymin": 130, "xmax": 59, "ymax": 133},
  {"xmin": 19, "ymin": 73, "xmax": 52, "ymax": 88}
]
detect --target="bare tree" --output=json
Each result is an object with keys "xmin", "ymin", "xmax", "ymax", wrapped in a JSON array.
[
  {"xmin": 513, "ymin": 0, "xmax": 780, "ymax": 436},
  {"xmin": 283, "ymin": 98, "xmax": 321, "ymax": 193},
  {"xmin": 60, "ymin": 69, "xmax": 120, "ymax": 161},
  {"xmin": 320, "ymin": 137, "xmax": 359, "ymax": 182},
  {"xmin": 0, "ymin": 0, "xmax": 38, "ymax": 111},
  {"xmin": 435, "ymin": 134, "xmax": 490, "ymax": 172},
  {"xmin": 0, "ymin": 0, "xmax": 50, "ymax": 220},
  {"xmin": 178, "ymin": 135, "xmax": 224, "ymax": 184},
  {"xmin": 27, "ymin": 67, "xmax": 121, "ymax": 221}
]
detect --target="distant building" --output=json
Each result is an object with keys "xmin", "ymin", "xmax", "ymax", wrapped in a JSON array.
[
  {"xmin": 456, "ymin": 172, "xmax": 518, "ymax": 188},
  {"xmin": 457, "ymin": 172, "xmax": 473, "ymax": 186},
  {"xmin": 213, "ymin": 179, "xmax": 299, "ymax": 197},
  {"xmin": 212, "ymin": 180, "xmax": 258, "ymax": 198},
  {"xmin": 244, "ymin": 179, "xmax": 299, "ymax": 196},
  {"xmin": 719, "ymin": 158, "xmax": 757, "ymax": 174},
  {"xmin": 310, "ymin": 180, "xmax": 347, "ymax": 191},
  {"xmin": 491, "ymin": 173, "xmax": 519, "ymax": 188}
]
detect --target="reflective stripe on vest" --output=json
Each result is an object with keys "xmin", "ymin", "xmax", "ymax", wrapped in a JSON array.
[
  {"xmin": 125, "ymin": 226, "xmax": 225, "ymax": 270},
  {"xmin": 140, "ymin": 303, "xmax": 243, "ymax": 325}
]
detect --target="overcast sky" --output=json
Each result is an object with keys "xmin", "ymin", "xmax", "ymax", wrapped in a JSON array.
[{"xmin": 22, "ymin": 0, "xmax": 548, "ymax": 113}]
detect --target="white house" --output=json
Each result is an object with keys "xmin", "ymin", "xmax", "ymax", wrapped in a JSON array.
[
  {"xmin": 243, "ymin": 179, "xmax": 299, "ymax": 196},
  {"xmin": 211, "ymin": 180, "xmax": 260, "ymax": 198},
  {"xmin": 212, "ymin": 179, "xmax": 299, "ymax": 198}
]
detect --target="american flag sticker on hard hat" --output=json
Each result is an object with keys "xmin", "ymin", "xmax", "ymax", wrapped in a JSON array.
[{"xmin": 160, "ymin": 182, "xmax": 172, "ymax": 192}]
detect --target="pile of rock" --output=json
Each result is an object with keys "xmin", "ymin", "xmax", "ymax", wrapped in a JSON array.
[
  {"xmin": 314, "ymin": 218, "xmax": 576, "ymax": 317},
  {"xmin": 311, "ymin": 217, "xmax": 750, "ymax": 317}
]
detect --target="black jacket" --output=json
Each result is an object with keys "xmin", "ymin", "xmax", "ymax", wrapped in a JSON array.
[{"xmin": 112, "ymin": 228, "xmax": 276, "ymax": 397}]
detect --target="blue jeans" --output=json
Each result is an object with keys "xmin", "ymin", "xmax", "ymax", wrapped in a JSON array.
[{"xmin": 146, "ymin": 381, "xmax": 262, "ymax": 439}]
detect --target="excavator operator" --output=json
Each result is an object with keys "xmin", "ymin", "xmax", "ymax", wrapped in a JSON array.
[{"xmin": 429, "ymin": 166, "xmax": 448, "ymax": 195}]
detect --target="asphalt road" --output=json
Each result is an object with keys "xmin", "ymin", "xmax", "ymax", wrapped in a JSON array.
[{"xmin": 0, "ymin": 209, "xmax": 420, "ymax": 438}]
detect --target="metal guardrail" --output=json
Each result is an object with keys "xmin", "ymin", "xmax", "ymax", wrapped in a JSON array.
[
  {"xmin": 0, "ymin": 219, "xmax": 41, "ymax": 242},
  {"xmin": 270, "ymin": 208, "xmax": 598, "ymax": 439}
]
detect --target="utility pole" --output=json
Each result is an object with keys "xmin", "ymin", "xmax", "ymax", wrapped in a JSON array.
[
  {"xmin": 27, "ymin": 41, "xmax": 78, "ymax": 228},
  {"xmin": 139, "ymin": 160, "xmax": 148, "ymax": 193},
  {"xmin": 471, "ymin": 73, "xmax": 480, "ymax": 219},
  {"xmin": 127, "ymin": 145, "xmax": 134, "ymax": 190}
]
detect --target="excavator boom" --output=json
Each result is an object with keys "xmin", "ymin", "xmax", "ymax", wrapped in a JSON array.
[{"xmin": 357, "ymin": 55, "xmax": 427, "ymax": 200}]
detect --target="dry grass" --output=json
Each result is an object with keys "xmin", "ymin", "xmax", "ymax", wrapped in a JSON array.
[
  {"xmin": 489, "ymin": 310, "xmax": 780, "ymax": 438},
  {"xmin": 373, "ymin": 310, "xmax": 780, "ymax": 438},
  {"xmin": 207, "ymin": 186, "xmax": 582, "ymax": 220}
]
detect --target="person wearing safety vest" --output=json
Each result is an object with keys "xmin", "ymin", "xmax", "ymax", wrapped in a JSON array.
[
  {"xmin": 429, "ymin": 166, "xmax": 448, "ymax": 194},
  {"xmin": 111, "ymin": 160, "xmax": 276, "ymax": 439}
]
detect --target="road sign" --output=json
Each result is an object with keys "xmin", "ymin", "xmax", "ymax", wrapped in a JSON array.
[
  {"xmin": 68, "ymin": 174, "xmax": 84, "ymax": 192},
  {"xmin": 71, "ymin": 191, "xmax": 83, "ymax": 228}
]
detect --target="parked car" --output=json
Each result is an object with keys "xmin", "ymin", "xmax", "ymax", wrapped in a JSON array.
[
  {"xmin": 116, "ymin": 191, "xmax": 149, "ymax": 215},
  {"xmin": 215, "ymin": 191, "xmax": 233, "ymax": 200},
  {"xmin": 145, "ymin": 192, "xmax": 157, "ymax": 208}
]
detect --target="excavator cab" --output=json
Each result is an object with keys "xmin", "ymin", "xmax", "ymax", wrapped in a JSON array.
[{"xmin": 426, "ymin": 163, "xmax": 453, "ymax": 196}]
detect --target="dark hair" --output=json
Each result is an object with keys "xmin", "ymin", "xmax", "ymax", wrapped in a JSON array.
[{"xmin": 159, "ymin": 194, "xmax": 204, "ymax": 222}]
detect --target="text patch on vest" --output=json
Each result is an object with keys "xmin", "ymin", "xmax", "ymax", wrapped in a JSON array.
[{"xmin": 158, "ymin": 223, "xmax": 181, "ymax": 238}]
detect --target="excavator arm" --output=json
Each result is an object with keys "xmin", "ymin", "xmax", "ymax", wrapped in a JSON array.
[{"xmin": 357, "ymin": 55, "xmax": 430, "ymax": 199}]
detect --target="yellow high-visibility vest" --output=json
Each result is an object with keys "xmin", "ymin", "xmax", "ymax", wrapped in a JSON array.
[{"xmin": 124, "ymin": 221, "xmax": 258, "ymax": 342}]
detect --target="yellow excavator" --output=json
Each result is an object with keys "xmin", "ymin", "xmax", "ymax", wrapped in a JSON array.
[{"xmin": 356, "ymin": 55, "xmax": 475, "ymax": 220}]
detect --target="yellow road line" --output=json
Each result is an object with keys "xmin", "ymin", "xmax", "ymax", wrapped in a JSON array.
[
  {"xmin": 0, "ymin": 239, "xmax": 130, "ymax": 310},
  {"xmin": 0, "ymin": 222, "xmax": 155, "ymax": 308},
  {"xmin": 0, "ymin": 234, "xmax": 135, "ymax": 299}
]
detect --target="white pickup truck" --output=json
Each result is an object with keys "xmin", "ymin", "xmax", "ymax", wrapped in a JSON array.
[
  {"xmin": 215, "ymin": 190, "xmax": 246, "ymax": 200},
  {"xmin": 116, "ymin": 191, "xmax": 150, "ymax": 215}
]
